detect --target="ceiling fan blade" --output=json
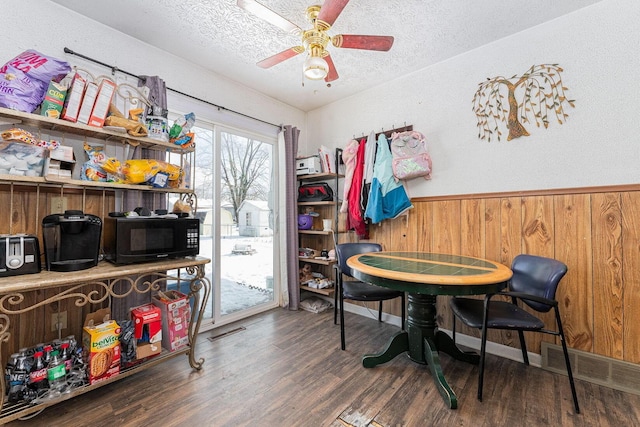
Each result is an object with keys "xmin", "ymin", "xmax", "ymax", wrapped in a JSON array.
[
  {"xmin": 332, "ymin": 35, "xmax": 394, "ymax": 51},
  {"xmin": 324, "ymin": 54, "xmax": 339, "ymax": 82},
  {"xmin": 316, "ymin": 0, "xmax": 350, "ymax": 27},
  {"xmin": 237, "ymin": 0, "xmax": 301, "ymax": 34},
  {"xmin": 256, "ymin": 47, "xmax": 304, "ymax": 68}
]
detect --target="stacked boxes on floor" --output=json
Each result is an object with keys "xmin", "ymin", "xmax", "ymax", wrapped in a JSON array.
[
  {"xmin": 153, "ymin": 291, "xmax": 191, "ymax": 351},
  {"xmin": 131, "ymin": 303, "xmax": 163, "ymax": 359}
]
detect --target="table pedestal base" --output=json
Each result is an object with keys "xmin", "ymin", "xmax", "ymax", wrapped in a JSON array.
[{"xmin": 362, "ymin": 294, "xmax": 479, "ymax": 409}]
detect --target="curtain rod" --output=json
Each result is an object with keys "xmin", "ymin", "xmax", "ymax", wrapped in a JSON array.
[{"xmin": 63, "ymin": 47, "xmax": 282, "ymax": 129}]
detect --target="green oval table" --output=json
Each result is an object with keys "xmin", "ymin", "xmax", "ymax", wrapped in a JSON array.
[{"xmin": 347, "ymin": 252, "xmax": 513, "ymax": 409}]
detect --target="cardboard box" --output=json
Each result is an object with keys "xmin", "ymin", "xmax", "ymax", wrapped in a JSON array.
[
  {"xmin": 44, "ymin": 145, "xmax": 76, "ymax": 178},
  {"xmin": 153, "ymin": 290, "xmax": 191, "ymax": 351},
  {"xmin": 131, "ymin": 303, "xmax": 162, "ymax": 359},
  {"xmin": 82, "ymin": 309, "xmax": 120, "ymax": 385},
  {"xmin": 40, "ymin": 81, "xmax": 67, "ymax": 119},
  {"xmin": 88, "ymin": 79, "xmax": 116, "ymax": 128},
  {"xmin": 76, "ymin": 82, "xmax": 98, "ymax": 125},
  {"xmin": 61, "ymin": 72, "xmax": 86, "ymax": 123},
  {"xmin": 136, "ymin": 342, "xmax": 162, "ymax": 359}
]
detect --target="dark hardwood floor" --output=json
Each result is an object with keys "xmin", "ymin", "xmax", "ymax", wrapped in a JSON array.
[{"xmin": 8, "ymin": 308, "xmax": 640, "ymax": 427}]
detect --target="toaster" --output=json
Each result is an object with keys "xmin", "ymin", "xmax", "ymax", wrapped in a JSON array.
[{"xmin": 0, "ymin": 234, "xmax": 41, "ymax": 277}]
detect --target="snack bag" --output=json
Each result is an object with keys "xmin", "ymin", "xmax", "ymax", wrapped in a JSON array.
[
  {"xmin": 169, "ymin": 112, "xmax": 195, "ymax": 138},
  {"xmin": 0, "ymin": 50, "xmax": 71, "ymax": 113},
  {"xmin": 81, "ymin": 143, "xmax": 108, "ymax": 182}
]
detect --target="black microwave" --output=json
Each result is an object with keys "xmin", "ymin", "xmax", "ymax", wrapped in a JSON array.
[{"xmin": 103, "ymin": 216, "xmax": 199, "ymax": 264}]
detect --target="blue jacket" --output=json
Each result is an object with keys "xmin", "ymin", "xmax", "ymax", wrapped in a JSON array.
[{"xmin": 364, "ymin": 134, "xmax": 413, "ymax": 224}]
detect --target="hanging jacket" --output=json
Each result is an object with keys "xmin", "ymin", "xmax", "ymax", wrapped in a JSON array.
[
  {"xmin": 346, "ymin": 138, "xmax": 367, "ymax": 238},
  {"xmin": 340, "ymin": 139, "xmax": 359, "ymax": 213},
  {"xmin": 364, "ymin": 134, "xmax": 413, "ymax": 224},
  {"xmin": 360, "ymin": 130, "xmax": 376, "ymax": 213}
]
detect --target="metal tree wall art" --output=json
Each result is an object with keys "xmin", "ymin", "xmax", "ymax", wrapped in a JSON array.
[{"xmin": 472, "ymin": 64, "xmax": 575, "ymax": 142}]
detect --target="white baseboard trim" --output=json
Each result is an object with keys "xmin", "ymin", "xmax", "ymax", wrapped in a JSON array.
[
  {"xmin": 343, "ymin": 301, "xmax": 403, "ymax": 327},
  {"xmin": 342, "ymin": 301, "xmax": 541, "ymax": 367}
]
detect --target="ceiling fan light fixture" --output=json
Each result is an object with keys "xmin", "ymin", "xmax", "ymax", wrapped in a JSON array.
[{"xmin": 303, "ymin": 55, "xmax": 329, "ymax": 80}]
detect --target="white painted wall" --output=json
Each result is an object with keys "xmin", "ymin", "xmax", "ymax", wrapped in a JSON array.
[
  {"xmin": 3, "ymin": 0, "xmax": 306, "ymax": 138},
  {"xmin": 306, "ymin": 0, "xmax": 640, "ymax": 197},
  {"xmin": 4, "ymin": 0, "xmax": 638, "ymax": 199}
]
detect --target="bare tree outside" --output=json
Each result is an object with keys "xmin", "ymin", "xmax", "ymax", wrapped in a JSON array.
[
  {"xmin": 220, "ymin": 132, "xmax": 271, "ymax": 222},
  {"xmin": 191, "ymin": 126, "xmax": 214, "ymax": 198}
]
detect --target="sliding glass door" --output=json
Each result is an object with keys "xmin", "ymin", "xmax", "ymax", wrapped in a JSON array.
[{"xmin": 170, "ymin": 122, "xmax": 279, "ymax": 329}]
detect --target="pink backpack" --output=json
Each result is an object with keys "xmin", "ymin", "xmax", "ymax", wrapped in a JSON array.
[{"xmin": 390, "ymin": 131, "xmax": 432, "ymax": 181}]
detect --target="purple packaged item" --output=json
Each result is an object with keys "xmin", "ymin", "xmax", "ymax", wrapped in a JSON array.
[{"xmin": 0, "ymin": 50, "xmax": 71, "ymax": 113}]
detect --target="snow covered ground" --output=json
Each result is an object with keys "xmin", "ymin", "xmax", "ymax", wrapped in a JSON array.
[{"xmin": 199, "ymin": 236, "xmax": 275, "ymax": 315}]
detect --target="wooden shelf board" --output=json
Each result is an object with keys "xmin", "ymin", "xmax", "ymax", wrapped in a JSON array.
[
  {"xmin": 0, "ymin": 107, "xmax": 194, "ymax": 153},
  {"xmin": 298, "ymin": 257, "xmax": 336, "ymax": 266},
  {"xmin": 300, "ymin": 285, "xmax": 335, "ymax": 296},
  {"xmin": 0, "ymin": 174, "xmax": 193, "ymax": 194},
  {"xmin": 297, "ymin": 201, "xmax": 336, "ymax": 206},
  {"xmin": 297, "ymin": 172, "xmax": 343, "ymax": 182},
  {"xmin": 298, "ymin": 229, "xmax": 333, "ymax": 235}
]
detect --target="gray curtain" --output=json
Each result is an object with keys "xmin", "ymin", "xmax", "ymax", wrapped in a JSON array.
[{"xmin": 282, "ymin": 125, "xmax": 300, "ymax": 310}]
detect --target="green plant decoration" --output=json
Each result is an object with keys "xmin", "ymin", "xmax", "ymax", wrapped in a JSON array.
[{"xmin": 472, "ymin": 64, "xmax": 575, "ymax": 142}]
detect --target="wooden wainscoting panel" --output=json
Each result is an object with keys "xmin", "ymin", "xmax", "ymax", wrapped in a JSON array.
[
  {"xmin": 460, "ymin": 199, "xmax": 485, "ymax": 258},
  {"xmin": 621, "ymin": 192, "xmax": 640, "ymax": 363},
  {"xmin": 484, "ymin": 198, "xmax": 502, "ymax": 262},
  {"xmin": 521, "ymin": 195, "xmax": 556, "ymax": 350},
  {"xmin": 495, "ymin": 197, "xmax": 523, "ymax": 347},
  {"xmin": 499, "ymin": 197, "xmax": 522, "ymax": 264},
  {"xmin": 432, "ymin": 200, "xmax": 461, "ymax": 325},
  {"xmin": 12, "ymin": 290, "xmax": 42, "ymax": 353},
  {"xmin": 432, "ymin": 200, "xmax": 461, "ymax": 254},
  {"xmin": 555, "ymin": 193, "xmax": 594, "ymax": 352},
  {"xmin": 521, "ymin": 195, "xmax": 554, "ymax": 256},
  {"xmin": 8, "ymin": 189, "xmax": 40, "ymax": 234},
  {"xmin": 591, "ymin": 192, "xmax": 623, "ymax": 360},
  {"xmin": 411, "ymin": 201, "xmax": 433, "ymax": 252}
]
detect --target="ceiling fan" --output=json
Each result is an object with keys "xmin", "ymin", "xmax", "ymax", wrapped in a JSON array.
[{"xmin": 237, "ymin": 0, "xmax": 394, "ymax": 83}]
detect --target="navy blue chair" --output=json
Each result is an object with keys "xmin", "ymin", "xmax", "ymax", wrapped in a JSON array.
[
  {"xmin": 334, "ymin": 243, "xmax": 405, "ymax": 351},
  {"xmin": 450, "ymin": 254, "xmax": 580, "ymax": 413}
]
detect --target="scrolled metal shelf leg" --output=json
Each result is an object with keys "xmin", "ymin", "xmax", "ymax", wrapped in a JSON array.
[{"xmin": 186, "ymin": 264, "xmax": 211, "ymax": 370}]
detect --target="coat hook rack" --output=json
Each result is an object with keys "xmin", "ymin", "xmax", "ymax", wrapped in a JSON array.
[{"xmin": 375, "ymin": 123, "xmax": 414, "ymax": 140}]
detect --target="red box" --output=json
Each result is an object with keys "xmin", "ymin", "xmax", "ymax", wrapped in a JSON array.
[
  {"xmin": 131, "ymin": 303, "xmax": 162, "ymax": 359},
  {"xmin": 153, "ymin": 291, "xmax": 191, "ymax": 351}
]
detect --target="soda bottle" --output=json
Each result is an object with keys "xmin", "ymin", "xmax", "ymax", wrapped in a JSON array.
[
  {"xmin": 46, "ymin": 350, "xmax": 66, "ymax": 396},
  {"xmin": 28, "ymin": 351, "xmax": 48, "ymax": 392},
  {"xmin": 60, "ymin": 341, "xmax": 71, "ymax": 372},
  {"xmin": 5, "ymin": 353, "xmax": 19, "ymax": 394},
  {"xmin": 8, "ymin": 355, "xmax": 29, "ymax": 403},
  {"xmin": 43, "ymin": 344, "xmax": 53, "ymax": 366},
  {"xmin": 64, "ymin": 335, "xmax": 77, "ymax": 354}
]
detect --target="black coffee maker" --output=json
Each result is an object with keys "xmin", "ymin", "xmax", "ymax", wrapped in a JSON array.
[{"xmin": 42, "ymin": 210, "xmax": 102, "ymax": 272}]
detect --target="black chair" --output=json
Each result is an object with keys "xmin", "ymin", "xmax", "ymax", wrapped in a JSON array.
[
  {"xmin": 449, "ymin": 254, "xmax": 580, "ymax": 413},
  {"xmin": 334, "ymin": 243, "xmax": 405, "ymax": 350}
]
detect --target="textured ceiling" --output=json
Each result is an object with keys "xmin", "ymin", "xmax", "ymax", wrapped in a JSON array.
[{"xmin": 50, "ymin": 0, "xmax": 600, "ymax": 112}]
